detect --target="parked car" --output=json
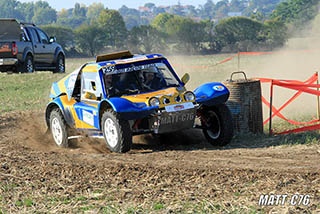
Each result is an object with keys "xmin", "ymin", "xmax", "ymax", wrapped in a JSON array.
[
  {"xmin": 0, "ymin": 19, "xmax": 65, "ymax": 73},
  {"xmin": 45, "ymin": 51, "xmax": 234, "ymax": 153}
]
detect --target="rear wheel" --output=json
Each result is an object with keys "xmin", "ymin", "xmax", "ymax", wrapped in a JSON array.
[
  {"xmin": 101, "ymin": 110, "xmax": 132, "ymax": 153},
  {"xmin": 53, "ymin": 54, "xmax": 65, "ymax": 73},
  {"xmin": 50, "ymin": 109, "xmax": 69, "ymax": 147},
  {"xmin": 201, "ymin": 104, "xmax": 233, "ymax": 146},
  {"xmin": 18, "ymin": 55, "xmax": 34, "ymax": 73}
]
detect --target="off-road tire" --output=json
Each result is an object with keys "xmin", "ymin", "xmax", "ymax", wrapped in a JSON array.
[
  {"xmin": 202, "ymin": 104, "xmax": 233, "ymax": 146},
  {"xmin": 49, "ymin": 108, "xmax": 69, "ymax": 148},
  {"xmin": 53, "ymin": 54, "xmax": 65, "ymax": 73},
  {"xmin": 101, "ymin": 110, "xmax": 132, "ymax": 153},
  {"xmin": 18, "ymin": 55, "xmax": 34, "ymax": 73}
]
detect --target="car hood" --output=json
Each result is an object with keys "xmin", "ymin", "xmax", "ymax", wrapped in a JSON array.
[{"xmin": 121, "ymin": 87, "xmax": 187, "ymax": 107}]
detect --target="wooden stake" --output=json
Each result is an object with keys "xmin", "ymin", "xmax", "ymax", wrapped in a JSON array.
[
  {"xmin": 238, "ymin": 51, "xmax": 240, "ymax": 72},
  {"xmin": 269, "ymin": 80, "xmax": 274, "ymax": 136}
]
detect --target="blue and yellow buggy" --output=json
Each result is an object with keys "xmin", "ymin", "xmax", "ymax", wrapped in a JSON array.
[{"xmin": 45, "ymin": 51, "xmax": 233, "ymax": 153}]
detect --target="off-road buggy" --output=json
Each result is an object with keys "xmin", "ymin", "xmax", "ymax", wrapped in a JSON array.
[{"xmin": 45, "ymin": 51, "xmax": 233, "ymax": 153}]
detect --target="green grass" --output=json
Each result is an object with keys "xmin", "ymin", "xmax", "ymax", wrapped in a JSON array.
[{"xmin": 0, "ymin": 58, "xmax": 88, "ymax": 113}]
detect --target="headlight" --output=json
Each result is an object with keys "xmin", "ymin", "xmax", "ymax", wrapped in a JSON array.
[
  {"xmin": 184, "ymin": 91, "xmax": 195, "ymax": 101},
  {"xmin": 162, "ymin": 96, "xmax": 171, "ymax": 104},
  {"xmin": 149, "ymin": 97, "xmax": 160, "ymax": 107},
  {"xmin": 175, "ymin": 95, "xmax": 182, "ymax": 102}
]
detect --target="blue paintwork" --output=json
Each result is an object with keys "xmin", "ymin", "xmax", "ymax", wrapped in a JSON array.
[
  {"xmin": 107, "ymin": 97, "xmax": 157, "ymax": 112},
  {"xmin": 194, "ymin": 82, "xmax": 230, "ymax": 105},
  {"xmin": 97, "ymin": 98, "xmax": 158, "ymax": 120}
]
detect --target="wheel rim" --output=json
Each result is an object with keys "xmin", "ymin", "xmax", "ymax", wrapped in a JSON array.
[
  {"xmin": 51, "ymin": 117, "xmax": 63, "ymax": 145},
  {"xmin": 104, "ymin": 118, "xmax": 118, "ymax": 148},
  {"xmin": 26, "ymin": 58, "xmax": 33, "ymax": 73},
  {"xmin": 58, "ymin": 57, "xmax": 64, "ymax": 72},
  {"xmin": 207, "ymin": 111, "xmax": 221, "ymax": 139}
]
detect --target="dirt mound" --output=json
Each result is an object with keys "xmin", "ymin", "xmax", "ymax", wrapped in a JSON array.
[{"xmin": 0, "ymin": 111, "xmax": 319, "ymax": 213}]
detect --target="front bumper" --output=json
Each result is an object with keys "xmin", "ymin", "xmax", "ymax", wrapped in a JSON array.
[{"xmin": 0, "ymin": 58, "xmax": 18, "ymax": 66}]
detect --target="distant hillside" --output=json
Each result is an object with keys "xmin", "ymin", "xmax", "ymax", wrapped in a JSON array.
[{"xmin": 0, "ymin": 0, "xmax": 285, "ymax": 29}]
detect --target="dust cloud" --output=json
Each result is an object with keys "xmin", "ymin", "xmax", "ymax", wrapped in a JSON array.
[{"xmin": 245, "ymin": 13, "xmax": 320, "ymax": 119}]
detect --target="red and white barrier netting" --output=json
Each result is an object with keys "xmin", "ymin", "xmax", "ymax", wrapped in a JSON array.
[{"xmin": 256, "ymin": 72, "xmax": 320, "ymax": 135}]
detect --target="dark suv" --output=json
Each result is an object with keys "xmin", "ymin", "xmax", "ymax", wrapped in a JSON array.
[{"xmin": 0, "ymin": 19, "xmax": 65, "ymax": 73}]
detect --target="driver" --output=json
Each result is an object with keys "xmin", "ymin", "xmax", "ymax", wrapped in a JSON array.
[
  {"xmin": 142, "ymin": 68, "xmax": 162, "ymax": 90},
  {"xmin": 104, "ymin": 74, "xmax": 119, "ymax": 97}
]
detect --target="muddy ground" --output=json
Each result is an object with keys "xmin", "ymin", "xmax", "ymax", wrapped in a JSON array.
[{"xmin": 0, "ymin": 111, "xmax": 319, "ymax": 213}]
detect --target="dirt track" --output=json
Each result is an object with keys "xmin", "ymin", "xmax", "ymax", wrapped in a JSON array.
[{"xmin": 0, "ymin": 111, "xmax": 319, "ymax": 213}]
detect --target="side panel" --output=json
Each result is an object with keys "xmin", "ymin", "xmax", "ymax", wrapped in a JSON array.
[{"xmin": 73, "ymin": 101, "xmax": 100, "ymax": 130}]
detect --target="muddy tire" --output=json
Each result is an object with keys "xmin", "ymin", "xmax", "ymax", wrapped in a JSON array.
[
  {"xmin": 53, "ymin": 54, "xmax": 65, "ymax": 73},
  {"xmin": 18, "ymin": 55, "xmax": 34, "ymax": 73},
  {"xmin": 101, "ymin": 110, "xmax": 132, "ymax": 153},
  {"xmin": 202, "ymin": 104, "xmax": 233, "ymax": 146},
  {"xmin": 49, "ymin": 109, "xmax": 69, "ymax": 148}
]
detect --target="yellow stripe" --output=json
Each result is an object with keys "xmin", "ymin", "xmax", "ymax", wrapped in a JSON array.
[
  {"xmin": 82, "ymin": 65, "xmax": 98, "ymax": 73},
  {"xmin": 51, "ymin": 88, "xmax": 56, "ymax": 96}
]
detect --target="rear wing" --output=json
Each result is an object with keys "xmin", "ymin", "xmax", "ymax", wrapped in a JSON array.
[{"xmin": 96, "ymin": 50, "xmax": 133, "ymax": 63}]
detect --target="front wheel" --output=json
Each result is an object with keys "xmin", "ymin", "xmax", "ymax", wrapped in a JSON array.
[
  {"xmin": 101, "ymin": 110, "xmax": 132, "ymax": 153},
  {"xmin": 50, "ymin": 109, "xmax": 69, "ymax": 147},
  {"xmin": 201, "ymin": 104, "xmax": 234, "ymax": 146}
]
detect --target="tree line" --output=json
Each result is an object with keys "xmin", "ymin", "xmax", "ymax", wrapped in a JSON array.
[{"xmin": 0, "ymin": 0, "xmax": 318, "ymax": 56}]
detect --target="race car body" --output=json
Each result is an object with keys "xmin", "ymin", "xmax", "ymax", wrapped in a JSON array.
[{"xmin": 46, "ymin": 51, "xmax": 233, "ymax": 152}]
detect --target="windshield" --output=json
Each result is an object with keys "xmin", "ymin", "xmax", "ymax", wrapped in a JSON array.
[{"xmin": 103, "ymin": 62, "xmax": 181, "ymax": 97}]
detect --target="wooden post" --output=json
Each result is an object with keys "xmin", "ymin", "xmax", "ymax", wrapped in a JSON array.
[
  {"xmin": 317, "ymin": 72, "xmax": 320, "ymax": 120},
  {"xmin": 238, "ymin": 51, "xmax": 240, "ymax": 72},
  {"xmin": 269, "ymin": 80, "xmax": 274, "ymax": 136}
]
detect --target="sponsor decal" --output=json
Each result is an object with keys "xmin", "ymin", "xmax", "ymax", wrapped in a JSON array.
[
  {"xmin": 83, "ymin": 110, "xmax": 94, "ymax": 126},
  {"xmin": 213, "ymin": 85, "xmax": 225, "ymax": 91},
  {"xmin": 102, "ymin": 63, "xmax": 157, "ymax": 74},
  {"xmin": 174, "ymin": 105, "xmax": 184, "ymax": 111},
  {"xmin": 165, "ymin": 102, "xmax": 194, "ymax": 112}
]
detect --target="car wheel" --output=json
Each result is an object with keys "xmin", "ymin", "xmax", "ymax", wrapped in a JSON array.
[
  {"xmin": 53, "ymin": 54, "xmax": 65, "ymax": 73},
  {"xmin": 201, "ymin": 104, "xmax": 234, "ymax": 146},
  {"xmin": 18, "ymin": 55, "xmax": 34, "ymax": 73},
  {"xmin": 101, "ymin": 110, "xmax": 132, "ymax": 153},
  {"xmin": 50, "ymin": 108, "xmax": 69, "ymax": 147}
]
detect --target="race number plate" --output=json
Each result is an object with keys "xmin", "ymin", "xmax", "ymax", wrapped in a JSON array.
[{"xmin": 157, "ymin": 108, "xmax": 196, "ymax": 134}]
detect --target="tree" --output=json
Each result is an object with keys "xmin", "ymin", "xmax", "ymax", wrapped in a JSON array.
[
  {"xmin": 144, "ymin": 3, "xmax": 156, "ymax": 9},
  {"xmin": 73, "ymin": 3, "xmax": 87, "ymax": 17},
  {"xmin": 199, "ymin": 0, "xmax": 215, "ymax": 19},
  {"xmin": 75, "ymin": 23, "xmax": 104, "ymax": 56},
  {"xmin": 214, "ymin": 16, "xmax": 265, "ymax": 51},
  {"xmin": 0, "ymin": 0, "xmax": 24, "ymax": 20},
  {"xmin": 152, "ymin": 13, "xmax": 174, "ymax": 33},
  {"xmin": 41, "ymin": 25, "xmax": 75, "ymax": 51},
  {"xmin": 32, "ymin": 7, "xmax": 57, "ymax": 25},
  {"xmin": 98, "ymin": 9, "xmax": 128, "ymax": 49},
  {"xmin": 271, "ymin": 0, "xmax": 319, "ymax": 29},
  {"xmin": 263, "ymin": 18, "xmax": 288, "ymax": 49},
  {"xmin": 128, "ymin": 25, "xmax": 165, "ymax": 53},
  {"xmin": 87, "ymin": 3, "xmax": 105, "ymax": 21}
]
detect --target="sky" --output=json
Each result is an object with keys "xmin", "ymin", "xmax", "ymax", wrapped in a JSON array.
[{"xmin": 19, "ymin": 0, "xmax": 213, "ymax": 11}]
